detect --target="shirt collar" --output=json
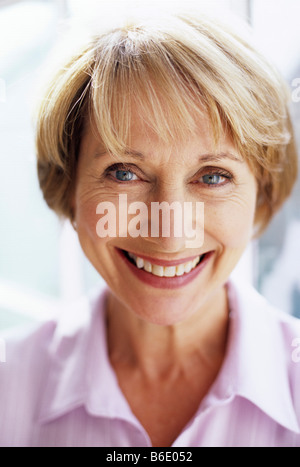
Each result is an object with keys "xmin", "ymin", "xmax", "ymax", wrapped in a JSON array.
[
  {"xmin": 205, "ymin": 277, "xmax": 300, "ymax": 434},
  {"xmin": 38, "ymin": 278, "xmax": 300, "ymax": 434},
  {"xmin": 38, "ymin": 287, "xmax": 140, "ymax": 428}
]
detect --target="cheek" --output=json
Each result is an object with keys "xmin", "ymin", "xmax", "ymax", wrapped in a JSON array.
[
  {"xmin": 74, "ymin": 178, "xmax": 118, "ymax": 238},
  {"xmin": 73, "ymin": 182, "xmax": 112, "ymax": 256},
  {"xmin": 75, "ymin": 194, "xmax": 100, "ymax": 240},
  {"xmin": 74, "ymin": 190, "xmax": 113, "ymax": 277},
  {"xmin": 204, "ymin": 197, "xmax": 256, "ymax": 249}
]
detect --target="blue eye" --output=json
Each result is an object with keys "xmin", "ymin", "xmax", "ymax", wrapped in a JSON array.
[
  {"xmin": 202, "ymin": 174, "xmax": 225, "ymax": 185},
  {"xmin": 115, "ymin": 170, "xmax": 136, "ymax": 181},
  {"xmin": 104, "ymin": 163, "xmax": 140, "ymax": 182}
]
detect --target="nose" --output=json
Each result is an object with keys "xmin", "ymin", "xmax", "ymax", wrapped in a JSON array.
[{"xmin": 143, "ymin": 184, "xmax": 204, "ymax": 252}]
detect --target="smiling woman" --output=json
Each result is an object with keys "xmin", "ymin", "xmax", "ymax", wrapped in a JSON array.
[
  {"xmin": 0, "ymin": 10, "xmax": 300, "ymax": 447},
  {"xmin": 74, "ymin": 111, "xmax": 257, "ymax": 327}
]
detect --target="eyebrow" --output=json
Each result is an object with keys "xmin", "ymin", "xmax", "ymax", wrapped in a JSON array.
[
  {"xmin": 94, "ymin": 149, "xmax": 243, "ymax": 163},
  {"xmin": 94, "ymin": 149, "xmax": 145, "ymax": 159},
  {"xmin": 199, "ymin": 152, "xmax": 243, "ymax": 163}
]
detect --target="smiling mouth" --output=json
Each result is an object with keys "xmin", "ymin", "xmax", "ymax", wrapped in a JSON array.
[{"xmin": 121, "ymin": 250, "xmax": 206, "ymax": 278}]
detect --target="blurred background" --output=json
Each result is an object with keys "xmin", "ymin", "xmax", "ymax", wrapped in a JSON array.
[{"xmin": 0, "ymin": 0, "xmax": 299, "ymax": 330}]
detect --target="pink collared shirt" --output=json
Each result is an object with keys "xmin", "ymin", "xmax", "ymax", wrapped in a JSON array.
[{"xmin": 0, "ymin": 277, "xmax": 300, "ymax": 447}]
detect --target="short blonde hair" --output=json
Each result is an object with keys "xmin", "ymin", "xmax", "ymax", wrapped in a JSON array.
[{"xmin": 36, "ymin": 12, "xmax": 298, "ymax": 235}]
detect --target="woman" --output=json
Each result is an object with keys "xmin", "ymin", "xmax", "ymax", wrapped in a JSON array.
[{"xmin": 0, "ymin": 11, "xmax": 300, "ymax": 447}]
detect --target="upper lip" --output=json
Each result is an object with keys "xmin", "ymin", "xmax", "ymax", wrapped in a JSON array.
[{"xmin": 120, "ymin": 249, "xmax": 208, "ymax": 267}]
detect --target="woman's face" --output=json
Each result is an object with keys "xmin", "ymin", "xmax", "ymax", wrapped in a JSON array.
[{"xmin": 74, "ymin": 110, "xmax": 257, "ymax": 325}]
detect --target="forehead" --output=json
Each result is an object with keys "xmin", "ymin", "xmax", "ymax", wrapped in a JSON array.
[{"xmin": 80, "ymin": 102, "xmax": 241, "ymax": 164}]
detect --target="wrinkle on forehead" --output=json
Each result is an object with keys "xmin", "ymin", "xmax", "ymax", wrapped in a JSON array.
[{"xmin": 84, "ymin": 97, "xmax": 240, "ymax": 167}]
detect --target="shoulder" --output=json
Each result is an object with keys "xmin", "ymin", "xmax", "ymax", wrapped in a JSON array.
[
  {"xmin": 0, "ymin": 289, "xmax": 105, "ymax": 378},
  {"xmin": 0, "ymin": 319, "xmax": 58, "ymax": 445},
  {"xmin": 228, "ymin": 276, "xmax": 300, "ymax": 432},
  {"xmin": 0, "ymin": 319, "xmax": 57, "ymax": 380},
  {"xmin": 229, "ymin": 276, "xmax": 300, "ymax": 359},
  {"xmin": 0, "ymin": 288, "xmax": 108, "ymax": 446},
  {"xmin": 229, "ymin": 275, "xmax": 300, "ymax": 333}
]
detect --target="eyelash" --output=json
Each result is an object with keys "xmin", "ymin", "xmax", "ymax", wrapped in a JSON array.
[
  {"xmin": 103, "ymin": 163, "xmax": 234, "ymax": 187},
  {"xmin": 192, "ymin": 168, "xmax": 234, "ymax": 187},
  {"xmin": 103, "ymin": 163, "xmax": 142, "ymax": 183}
]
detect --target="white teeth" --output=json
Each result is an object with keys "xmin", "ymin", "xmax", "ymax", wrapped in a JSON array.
[
  {"xmin": 152, "ymin": 264, "xmax": 164, "ymax": 277},
  {"xmin": 175, "ymin": 264, "xmax": 185, "ymax": 276},
  {"xmin": 144, "ymin": 261, "xmax": 152, "ymax": 273},
  {"xmin": 127, "ymin": 252, "xmax": 202, "ymax": 278},
  {"xmin": 184, "ymin": 261, "xmax": 193, "ymax": 273},
  {"xmin": 164, "ymin": 266, "xmax": 176, "ymax": 277},
  {"xmin": 136, "ymin": 257, "xmax": 144, "ymax": 269}
]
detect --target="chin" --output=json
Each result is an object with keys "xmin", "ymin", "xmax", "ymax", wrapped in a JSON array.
[{"xmin": 126, "ymin": 294, "xmax": 198, "ymax": 327}]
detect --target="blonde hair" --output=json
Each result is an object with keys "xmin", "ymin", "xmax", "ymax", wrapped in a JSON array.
[{"xmin": 36, "ymin": 12, "xmax": 298, "ymax": 235}]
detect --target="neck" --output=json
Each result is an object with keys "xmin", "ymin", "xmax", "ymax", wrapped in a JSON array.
[{"xmin": 106, "ymin": 285, "xmax": 230, "ymax": 380}]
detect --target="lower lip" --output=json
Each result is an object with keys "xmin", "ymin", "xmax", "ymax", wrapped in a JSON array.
[{"xmin": 116, "ymin": 249, "xmax": 213, "ymax": 289}]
